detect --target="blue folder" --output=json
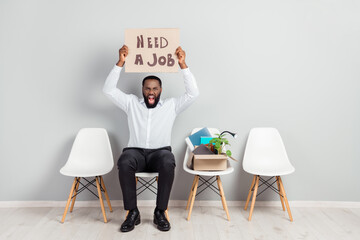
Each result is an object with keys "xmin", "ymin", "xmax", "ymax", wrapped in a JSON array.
[{"xmin": 188, "ymin": 127, "xmax": 212, "ymax": 147}]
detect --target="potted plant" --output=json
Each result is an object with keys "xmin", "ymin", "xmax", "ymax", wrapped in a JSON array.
[{"xmin": 209, "ymin": 131, "xmax": 236, "ymax": 157}]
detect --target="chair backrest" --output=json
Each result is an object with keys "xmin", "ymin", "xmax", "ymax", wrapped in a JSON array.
[
  {"xmin": 183, "ymin": 128, "xmax": 220, "ymax": 170},
  {"xmin": 61, "ymin": 128, "xmax": 114, "ymax": 176},
  {"xmin": 242, "ymin": 128, "xmax": 294, "ymax": 175}
]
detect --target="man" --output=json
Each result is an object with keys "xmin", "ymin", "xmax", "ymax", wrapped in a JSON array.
[{"xmin": 103, "ymin": 45, "xmax": 199, "ymax": 232}]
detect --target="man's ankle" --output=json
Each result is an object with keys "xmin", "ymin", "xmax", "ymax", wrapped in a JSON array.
[
  {"xmin": 154, "ymin": 206, "xmax": 165, "ymax": 213},
  {"xmin": 129, "ymin": 207, "xmax": 139, "ymax": 213}
]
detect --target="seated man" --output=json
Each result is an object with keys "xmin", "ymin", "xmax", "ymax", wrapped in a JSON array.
[{"xmin": 103, "ymin": 45, "xmax": 199, "ymax": 232}]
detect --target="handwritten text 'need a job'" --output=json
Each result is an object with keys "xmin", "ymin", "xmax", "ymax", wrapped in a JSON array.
[{"xmin": 134, "ymin": 35, "xmax": 175, "ymax": 67}]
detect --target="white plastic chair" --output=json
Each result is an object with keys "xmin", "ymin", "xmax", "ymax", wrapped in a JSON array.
[
  {"xmin": 183, "ymin": 128, "xmax": 234, "ymax": 221},
  {"xmin": 124, "ymin": 172, "xmax": 169, "ymax": 220},
  {"xmin": 60, "ymin": 128, "xmax": 114, "ymax": 223},
  {"xmin": 242, "ymin": 128, "xmax": 295, "ymax": 221}
]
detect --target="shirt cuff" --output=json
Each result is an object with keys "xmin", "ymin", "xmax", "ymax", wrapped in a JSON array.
[
  {"xmin": 181, "ymin": 67, "xmax": 191, "ymax": 75},
  {"xmin": 113, "ymin": 65, "xmax": 123, "ymax": 72}
]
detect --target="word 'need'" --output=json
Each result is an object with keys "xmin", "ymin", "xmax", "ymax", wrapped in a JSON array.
[{"xmin": 137, "ymin": 35, "xmax": 168, "ymax": 48}]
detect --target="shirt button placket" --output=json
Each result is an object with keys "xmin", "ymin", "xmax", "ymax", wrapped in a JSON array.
[{"xmin": 146, "ymin": 109, "xmax": 152, "ymax": 148}]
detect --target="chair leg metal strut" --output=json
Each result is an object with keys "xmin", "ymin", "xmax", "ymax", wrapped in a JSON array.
[
  {"xmin": 136, "ymin": 177, "xmax": 158, "ymax": 195},
  {"xmin": 186, "ymin": 175, "xmax": 230, "ymax": 221},
  {"xmin": 61, "ymin": 176, "xmax": 112, "ymax": 223},
  {"xmin": 244, "ymin": 175, "xmax": 293, "ymax": 222}
]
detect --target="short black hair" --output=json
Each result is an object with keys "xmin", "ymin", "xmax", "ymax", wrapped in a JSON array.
[{"xmin": 142, "ymin": 75, "xmax": 162, "ymax": 87}]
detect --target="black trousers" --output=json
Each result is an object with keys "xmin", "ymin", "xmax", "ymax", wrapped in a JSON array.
[{"xmin": 117, "ymin": 146, "xmax": 175, "ymax": 211}]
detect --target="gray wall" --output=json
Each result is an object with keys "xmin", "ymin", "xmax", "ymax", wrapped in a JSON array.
[{"xmin": 1, "ymin": 0, "xmax": 359, "ymax": 202}]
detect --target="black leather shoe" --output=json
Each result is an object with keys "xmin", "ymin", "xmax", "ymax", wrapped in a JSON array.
[
  {"xmin": 120, "ymin": 208, "xmax": 140, "ymax": 232},
  {"xmin": 153, "ymin": 208, "xmax": 170, "ymax": 231}
]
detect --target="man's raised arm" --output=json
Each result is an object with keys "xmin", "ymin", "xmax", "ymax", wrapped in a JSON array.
[
  {"xmin": 103, "ymin": 45, "xmax": 131, "ymax": 112},
  {"xmin": 174, "ymin": 47, "xmax": 200, "ymax": 115}
]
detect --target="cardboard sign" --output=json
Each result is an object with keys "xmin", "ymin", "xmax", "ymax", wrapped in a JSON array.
[{"xmin": 125, "ymin": 28, "xmax": 179, "ymax": 73}]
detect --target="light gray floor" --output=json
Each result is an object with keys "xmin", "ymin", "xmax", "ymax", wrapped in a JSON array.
[{"xmin": 1, "ymin": 206, "xmax": 359, "ymax": 240}]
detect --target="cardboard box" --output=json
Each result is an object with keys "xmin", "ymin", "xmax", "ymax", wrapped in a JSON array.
[{"xmin": 193, "ymin": 154, "xmax": 228, "ymax": 171}]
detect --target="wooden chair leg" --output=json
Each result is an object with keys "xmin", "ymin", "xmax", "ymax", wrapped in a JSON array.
[
  {"xmin": 100, "ymin": 176, "xmax": 113, "ymax": 212},
  {"xmin": 244, "ymin": 175, "xmax": 256, "ymax": 210},
  {"xmin": 248, "ymin": 175, "xmax": 259, "ymax": 221},
  {"xmin": 216, "ymin": 176, "xmax": 230, "ymax": 221},
  {"xmin": 187, "ymin": 175, "xmax": 199, "ymax": 221},
  {"xmin": 276, "ymin": 176, "xmax": 285, "ymax": 211},
  {"xmin": 278, "ymin": 176, "xmax": 293, "ymax": 222},
  {"xmin": 186, "ymin": 176, "xmax": 197, "ymax": 210},
  {"xmin": 70, "ymin": 177, "xmax": 80, "ymax": 213},
  {"xmin": 61, "ymin": 177, "xmax": 77, "ymax": 223},
  {"xmin": 95, "ymin": 176, "xmax": 107, "ymax": 223},
  {"xmin": 215, "ymin": 176, "xmax": 226, "ymax": 216}
]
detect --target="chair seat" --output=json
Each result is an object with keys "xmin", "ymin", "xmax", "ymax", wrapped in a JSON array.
[
  {"xmin": 244, "ymin": 164, "xmax": 295, "ymax": 176},
  {"xmin": 135, "ymin": 172, "xmax": 158, "ymax": 178},
  {"xmin": 183, "ymin": 164, "xmax": 234, "ymax": 176},
  {"xmin": 60, "ymin": 164, "xmax": 112, "ymax": 177}
]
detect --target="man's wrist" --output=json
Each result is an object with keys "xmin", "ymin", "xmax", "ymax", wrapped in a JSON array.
[
  {"xmin": 179, "ymin": 62, "xmax": 188, "ymax": 69},
  {"xmin": 116, "ymin": 60, "xmax": 125, "ymax": 67}
]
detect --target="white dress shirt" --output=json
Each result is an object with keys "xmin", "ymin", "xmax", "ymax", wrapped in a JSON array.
[{"xmin": 103, "ymin": 65, "xmax": 199, "ymax": 149}]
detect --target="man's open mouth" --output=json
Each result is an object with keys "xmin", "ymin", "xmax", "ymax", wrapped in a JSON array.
[{"xmin": 148, "ymin": 95, "xmax": 155, "ymax": 105}]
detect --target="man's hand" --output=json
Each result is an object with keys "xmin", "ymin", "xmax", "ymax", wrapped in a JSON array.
[
  {"xmin": 116, "ymin": 45, "xmax": 128, "ymax": 67},
  {"xmin": 175, "ymin": 46, "xmax": 188, "ymax": 69}
]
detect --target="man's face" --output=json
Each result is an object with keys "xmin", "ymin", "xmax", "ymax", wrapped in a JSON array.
[{"xmin": 142, "ymin": 79, "xmax": 162, "ymax": 108}]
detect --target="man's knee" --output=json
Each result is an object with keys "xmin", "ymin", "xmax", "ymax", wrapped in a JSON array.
[
  {"xmin": 117, "ymin": 151, "xmax": 137, "ymax": 171},
  {"xmin": 157, "ymin": 150, "xmax": 176, "ymax": 171}
]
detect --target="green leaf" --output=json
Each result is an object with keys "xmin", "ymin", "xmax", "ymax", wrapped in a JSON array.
[
  {"xmin": 226, "ymin": 150, "xmax": 232, "ymax": 156},
  {"xmin": 215, "ymin": 142, "xmax": 221, "ymax": 149}
]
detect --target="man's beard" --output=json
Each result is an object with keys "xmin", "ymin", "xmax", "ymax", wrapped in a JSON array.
[{"xmin": 143, "ymin": 93, "xmax": 161, "ymax": 108}]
